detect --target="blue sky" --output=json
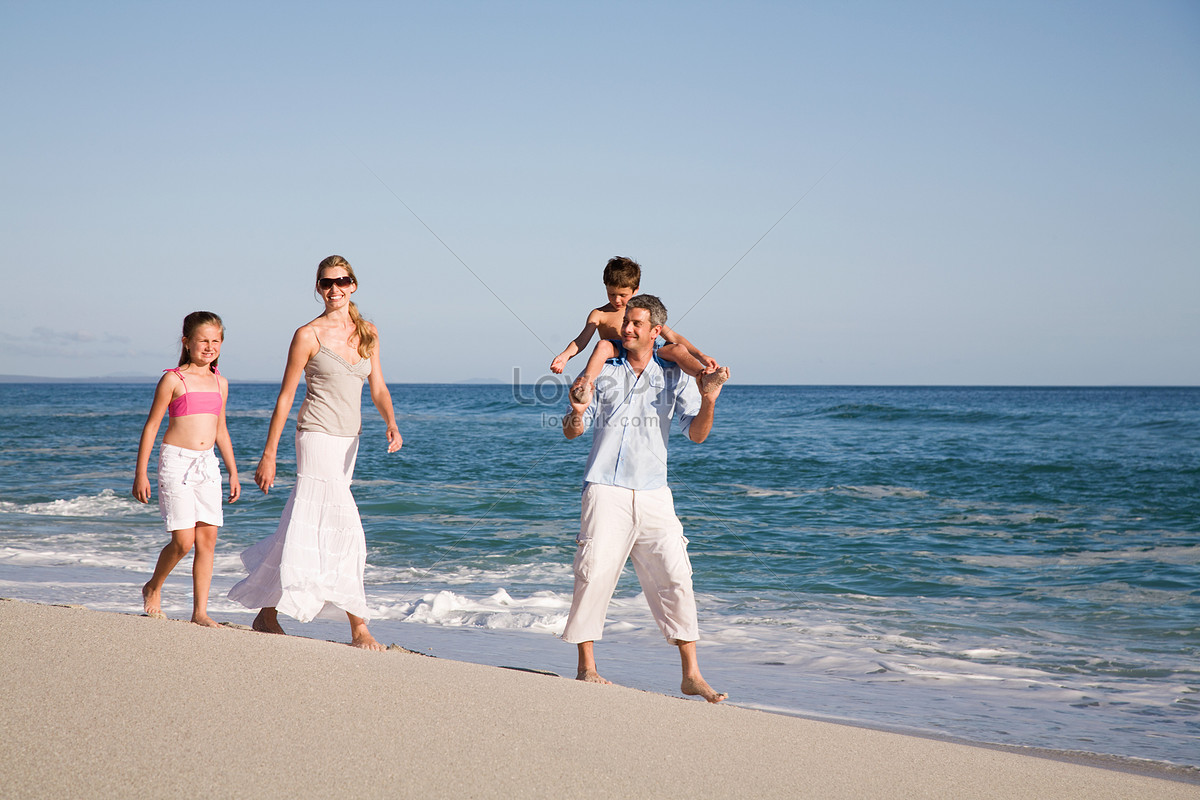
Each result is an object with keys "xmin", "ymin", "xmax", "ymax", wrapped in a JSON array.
[{"xmin": 3, "ymin": 1, "xmax": 1197, "ymax": 385}]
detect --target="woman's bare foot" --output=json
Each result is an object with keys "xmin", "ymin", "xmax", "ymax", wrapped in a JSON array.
[
  {"xmin": 251, "ymin": 608, "xmax": 286, "ymax": 635},
  {"xmin": 191, "ymin": 613, "xmax": 222, "ymax": 628},
  {"xmin": 349, "ymin": 616, "xmax": 385, "ymax": 651},
  {"xmin": 142, "ymin": 582, "xmax": 166, "ymax": 619},
  {"xmin": 576, "ymin": 669, "xmax": 612, "ymax": 685},
  {"xmin": 681, "ymin": 675, "xmax": 727, "ymax": 703},
  {"xmin": 351, "ymin": 632, "xmax": 386, "ymax": 651}
]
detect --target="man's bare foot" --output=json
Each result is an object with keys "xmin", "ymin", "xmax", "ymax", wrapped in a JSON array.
[
  {"xmin": 142, "ymin": 582, "xmax": 166, "ymax": 619},
  {"xmin": 570, "ymin": 376, "xmax": 594, "ymax": 405},
  {"xmin": 191, "ymin": 613, "xmax": 221, "ymax": 628},
  {"xmin": 576, "ymin": 669, "xmax": 612, "ymax": 685},
  {"xmin": 251, "ymin": 608, "xmax": 286, "ymax": 635},
  {"xmin": 682, "ymin": 675, "xmax": 728, "ymax": 703},
  {"xmin": 698, "ymin": 366, "xmax": 730, "ymax": 395}
]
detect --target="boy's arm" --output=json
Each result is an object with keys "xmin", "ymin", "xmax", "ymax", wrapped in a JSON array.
[
  {"xmin": 551, "ymin": 313, "xmax": 601, "ymax": 374},
  {"xmin": 660, "ymin": 324, "xmax": 718, "ymax": 371}
]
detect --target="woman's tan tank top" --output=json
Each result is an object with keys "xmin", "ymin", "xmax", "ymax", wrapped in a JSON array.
[{"xmin": 296, "ymin": 345, "xmax": 371, "ymax": 437}]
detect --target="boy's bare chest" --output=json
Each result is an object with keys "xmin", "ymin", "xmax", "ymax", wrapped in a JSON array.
[{"xmin": 595, "ymin": 311, "xmax": 624, "ymax": 340}]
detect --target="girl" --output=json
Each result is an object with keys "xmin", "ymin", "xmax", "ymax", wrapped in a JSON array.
[
  {"xmin": 228, "ymin": 255, "xmax": 401, "ymax": 651},
  {"xmin": 133, "ymin": 311, "xmax": 241, "ymax": 626}
]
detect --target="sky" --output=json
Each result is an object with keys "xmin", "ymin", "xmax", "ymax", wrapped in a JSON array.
[{"xmin": 3, "ymin": 1, "xmax": 1198, "ymax": 386}]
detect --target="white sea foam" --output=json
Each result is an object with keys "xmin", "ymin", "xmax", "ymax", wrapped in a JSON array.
[
  {"xmin": 833, "ymin": 485, "xmax": 929, "ymax": 500},
  {"xmin": 366, "ymin": 560, "xmax": 573, "ymax": 589},
  {"xmin": 726, "ymin": 484, "xmax": 805, "ymax": 499},
  {"xmin": 957, "ymin": 648, "xmax": 1021, "ymax": 660},
  {"xmin": 0, "ymin": 489, "xmax": 147, "ymax": 518},
  {"xmin": 374, "ymin": 587, "xmax": 570, "ymax": 634}
]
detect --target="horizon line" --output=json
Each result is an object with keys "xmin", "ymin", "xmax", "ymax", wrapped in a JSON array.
[{"xmin": 2, "ymin": 374, "xmax": 1197, "ymax": 390}]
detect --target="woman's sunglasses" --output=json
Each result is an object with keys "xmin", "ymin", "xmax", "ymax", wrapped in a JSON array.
[{"xmin": 318, "ymin": 276, "xmax": 355, "ymax": 290}]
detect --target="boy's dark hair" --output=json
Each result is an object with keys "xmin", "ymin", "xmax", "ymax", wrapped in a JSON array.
[{"xmin": 603, "ymin": 256, "xmax": 641, "ymax": 289}]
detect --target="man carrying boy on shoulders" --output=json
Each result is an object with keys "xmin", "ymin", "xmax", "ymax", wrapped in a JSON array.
[{"xmin": 561, "ymin": 293, "xmax": 729, "ymax": 703}]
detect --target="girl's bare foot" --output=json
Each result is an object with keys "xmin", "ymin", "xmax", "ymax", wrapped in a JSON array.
[
  {"xmin": 191, "ymin": 613, "xmax": 221, "ymax": 628},
  {"xmin": 251, "ymin": 608, "xmax": 286, "ymax": 634},
  {"xmin": 576, "ymin": 669, "xmax": 612, "ymax": 685},
  {"xmin": 142, "ymin": 583, "xmax": 166, "ymax": 619},
  {"xmin": 681, "ymin": 675, "xmax": 727, "ymax": 703}
]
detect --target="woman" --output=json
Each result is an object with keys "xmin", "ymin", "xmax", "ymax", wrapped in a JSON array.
[{"xmin": 229, "ymin": 255, "xmax": 402, "ymax": 650}]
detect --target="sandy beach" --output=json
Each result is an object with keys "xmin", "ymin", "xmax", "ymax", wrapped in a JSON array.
[{"xmin": 1, "ymin": 598, "xmax": 1195, "ymax": 799}]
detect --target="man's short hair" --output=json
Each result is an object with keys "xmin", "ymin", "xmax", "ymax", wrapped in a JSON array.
[
  {"xmin": 603, "ymin": 256, "xmax": 641, "ymax": 290},
  {"xmin": 626, "ymin": 294, "xmax": 667, "ymax": 328}
]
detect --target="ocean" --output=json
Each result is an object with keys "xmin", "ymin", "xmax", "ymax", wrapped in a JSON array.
[{"xmin": 1, "ymin": 382, "xmax": 1197, "ymax": 770}]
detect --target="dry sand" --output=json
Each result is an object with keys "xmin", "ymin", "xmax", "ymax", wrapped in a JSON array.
[{"xmin": 1, "ymin": 598, "xmax": 1196, "ymax": 799}]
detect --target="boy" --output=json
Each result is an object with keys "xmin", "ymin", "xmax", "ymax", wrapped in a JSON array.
[{"xmin": 550, "ymin": 256, "xmax": 724, "ymax": 402}]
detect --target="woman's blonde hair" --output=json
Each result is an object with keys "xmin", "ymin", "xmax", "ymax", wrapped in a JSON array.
[{"xmin": 317, "ymin": 255, "xmax": 376, "ymax": 359}]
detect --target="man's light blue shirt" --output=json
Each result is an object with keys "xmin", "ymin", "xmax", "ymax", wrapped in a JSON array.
[{"xmin": 580, "ymin": 351, "xmax": 701, "ymax": 491}]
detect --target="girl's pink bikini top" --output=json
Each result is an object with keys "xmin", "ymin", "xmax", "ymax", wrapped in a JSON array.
[{"xmin": 165, "ymin": 367, "xmax": 223, "ymax": 417}]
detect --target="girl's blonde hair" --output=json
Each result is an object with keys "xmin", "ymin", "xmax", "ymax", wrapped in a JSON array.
[
  {"xmin": 317, "ymin": 255, "xmax": 376, "ymax": 359},
  {"xmin": 178, "ymin": 311, "xmax": 224, "ymax": 370}
]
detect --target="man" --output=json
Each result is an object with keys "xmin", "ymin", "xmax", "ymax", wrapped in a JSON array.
[{"xmin": 561, "ymin": 293, "xmax": 730, "ymax": 703}]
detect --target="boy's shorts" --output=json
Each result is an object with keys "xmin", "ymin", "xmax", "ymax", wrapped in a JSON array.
[{"xmin": 157, "ymin": 444, "xmax": 223, "ymax": 531}]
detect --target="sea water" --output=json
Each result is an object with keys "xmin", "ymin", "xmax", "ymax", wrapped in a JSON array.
[{"xmin": 0, "ymin": 382, "xmax": 1197, "ymax": 770}]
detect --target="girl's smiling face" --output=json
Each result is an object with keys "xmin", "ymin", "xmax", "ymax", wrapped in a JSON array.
[{"xmin": 184, "ymin": 323, "xmax": 223, "ymax": 366}]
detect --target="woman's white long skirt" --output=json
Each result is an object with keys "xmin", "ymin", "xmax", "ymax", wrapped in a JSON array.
[{"xmin": 228, "ymin": 431, "xmax": 370, "ymax": 622}]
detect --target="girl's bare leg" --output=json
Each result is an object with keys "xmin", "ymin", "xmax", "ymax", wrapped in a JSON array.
[
  {"xmin": 349, "ymin": 613, "xmax": 384, "ymax": 651},
  {"xmin": 143, "ymin": 527, "xmax": 197, "ymax": 618},
  {"xmin": 190, "ymin": 523, "xmax": 220, "ymax": 627}
]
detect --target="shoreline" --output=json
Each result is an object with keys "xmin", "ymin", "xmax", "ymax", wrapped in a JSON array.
[
  {"xmin": 2, "ymin": 598, "xmax": 1196, "ymax": 799},
  {"xmin": 759, "ymin": 704, "xmax": 1200, "ymax": 786}
]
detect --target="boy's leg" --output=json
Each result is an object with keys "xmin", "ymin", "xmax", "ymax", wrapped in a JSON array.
[
  {"xmin": 571, "ymin": 340, "xmax": 618, "ymax": 404},
  {"xmin": 190, "ymin": 522, "xmax": 220, "ymax": 627},
  {"xmin": 657, "ymin": 343, "xmax": 708, "ymax": 379},
  {"xmin": 143, "ymin": 527, "xmax": 197, "ymax": 617}
]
